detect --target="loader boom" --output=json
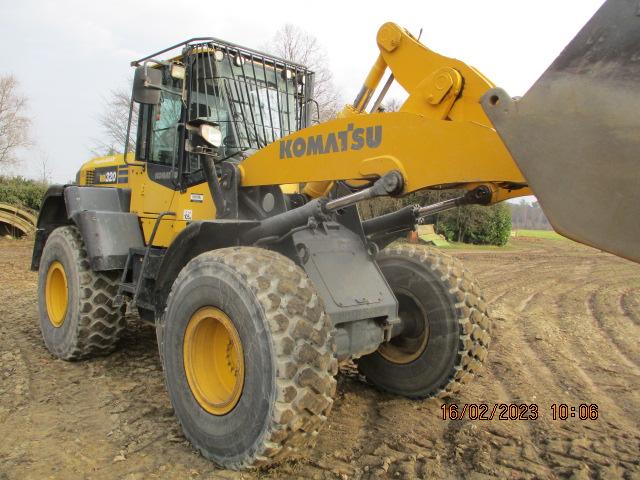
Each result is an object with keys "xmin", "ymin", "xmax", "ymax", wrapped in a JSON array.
[{"xmin": 239, "ymin": 22, "xmax": 531, "ymax": 204}]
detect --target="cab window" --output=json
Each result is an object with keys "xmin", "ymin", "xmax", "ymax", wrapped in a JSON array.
[
  {"xmin": 135, "ymin": 69, "xmax": 183, "ymax": 166},
  {"xmin": 149, "ymin": 92, "xmax": 182, "ymax": 165}
]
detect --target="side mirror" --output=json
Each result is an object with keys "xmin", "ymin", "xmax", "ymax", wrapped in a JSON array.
[{"xmin": 132, "ymin": 65, "xmax": 163, "ymax": 104}]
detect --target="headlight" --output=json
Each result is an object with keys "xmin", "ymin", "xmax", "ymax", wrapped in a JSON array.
[{"xmin": 199, "ymin": 124, "xmax": 222, "ymax": 147}]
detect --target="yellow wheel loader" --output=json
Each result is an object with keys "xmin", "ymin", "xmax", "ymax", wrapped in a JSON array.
[{"xmin": 31, "ymin": 0, "xmax": 639, "ymax": 469}]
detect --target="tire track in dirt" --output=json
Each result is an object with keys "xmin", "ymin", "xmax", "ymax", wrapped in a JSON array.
[
  {"xmin": 479, "ymin": 251, "xmax": 640, "ymax": 458},
  {"xmin": 548, "ymin": 282, "xmax": 640, "ymax": 427},
  {"xmin": 532, "ymin": 279, "xmax": 635, "ymax": 407},
  {"xmin": 435, "ymin": 289, "xmax": 541, "ymax": 479},
  {"xmin": 486, "ymin": 290, "xmax": 509, "ymax": 306},
  {"xmin": 466, "ymin": 258, "xmax": 568, "ymax": 290},
  {"xmin": 304, "ymin": 368, "xmax": 378, "ymax": 477},
  {"xmin": 487, "ymin": 285, "xmax": 600, "ymax": 479},
  {"xmin": 516, "ymin": 291, "xmax": 538, "ymax": 313},
  {"xmin": 486, "ymin": 258, "xmax": 640, "ymax": 478},
  {"xmin": 619, "ymin": 288, "xmax": 640, "ymax": 326},
  {"xmin": 458, "ymin": 269, "xmax": 566, "ymax": 478},
  {"xmin": 586, "ymin": 289, "xmax": 640, "ymax": 370}
]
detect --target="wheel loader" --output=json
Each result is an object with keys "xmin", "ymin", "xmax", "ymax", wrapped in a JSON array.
[{"xmin": 31, "ymin": 0, "xmax": 639, "ymax": 469}]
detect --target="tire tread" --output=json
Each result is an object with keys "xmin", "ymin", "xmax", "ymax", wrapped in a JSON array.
[
  {"xmin": 160, "ymin": 247, "xmax": 337, "ymax": 469},
  {"xmin": 361, "ymin": 243, "xmax": 491, "ymax": 399},
  {"xmin": 45, "ymin": 226, "xmax": 125, "ymax": 360}
]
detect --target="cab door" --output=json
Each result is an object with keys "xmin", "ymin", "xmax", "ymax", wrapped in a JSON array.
[{"xmin": 130, "ymin": 68, "xmax": 184, "ymax": 245}]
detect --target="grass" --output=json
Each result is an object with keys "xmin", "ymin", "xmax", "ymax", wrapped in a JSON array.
[
  {"xmin": 440, "ymin": 230, "xmax": 570, "ymax": 250},
  {"xmin": 418, "ymin": 233, "xmax": 450, "ymax": 247},
  {"xmin": 512, "ymin": 229, "xmax": 566, "ymax": 240},
  {"xmin": 391, "ymin": 228, "xmax": 566, "ymax": 252}
]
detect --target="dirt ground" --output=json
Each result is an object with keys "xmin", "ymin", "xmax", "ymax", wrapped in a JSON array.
[{"xmin": 1, "ymin": 236, "xmax": 639, "ymax": 480}]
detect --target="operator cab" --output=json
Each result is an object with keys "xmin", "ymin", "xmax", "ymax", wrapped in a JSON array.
[{"xmin": 131, "ymin": 38, "xmax": 316, "ymax": 190}]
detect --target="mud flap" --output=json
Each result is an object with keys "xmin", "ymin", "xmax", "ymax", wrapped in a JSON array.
[
  {"xmin": 482, "ymin": 0, "xmax": 640, "ymax": 263},
  {"xmin": 292, "ymin": 223, "xmax": 398, "ymax": 326}
]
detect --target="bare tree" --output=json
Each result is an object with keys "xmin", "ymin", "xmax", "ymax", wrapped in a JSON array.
[
  {"xmin": 265, "ymin": 24, "xmax": 342, "ymax": 121},
  {"xmin": 0, "ymin": 75, "xmax": 31, "ymax": 169},
  {"xmin": 382, "ymin": 98, "xmax": 403, "ymax": 112},
  {"xmin": 39, "ymin": 150, "xmax": 52, "ymax": 185},
  {"xmin": 92, "ymin": 87, "xmax": 137, "ymax": 156}
]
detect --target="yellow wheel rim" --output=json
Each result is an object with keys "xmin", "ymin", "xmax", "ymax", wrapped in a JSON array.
[
  {"xmin": 45, "ymin": 261, "xmax": 68, "ymax": 328},
  {"xmin": 183, "ymin": 307, "xmax": 244, "ymax": 415}
]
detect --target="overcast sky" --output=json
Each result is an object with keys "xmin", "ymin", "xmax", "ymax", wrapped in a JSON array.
[{"xmin": 2, "ymin": 0, "xmax": 604, "ymax": 183}]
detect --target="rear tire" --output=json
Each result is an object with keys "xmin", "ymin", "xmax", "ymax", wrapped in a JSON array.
[
  {"xmin": 357, "ymin": 243, "xmax": 491, "ymax": 398},
  {"xmin": 37, "ymin": 226, "xmax": 126, "ymax": 360},
  {"xmin": 158, "ymin": 247, "xmax": 337, "ymax": 469}
]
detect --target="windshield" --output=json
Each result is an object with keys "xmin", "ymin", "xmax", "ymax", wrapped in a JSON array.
[{"xmin": 186, "ymin": 49, "xmax": 305, "ymax": 159}]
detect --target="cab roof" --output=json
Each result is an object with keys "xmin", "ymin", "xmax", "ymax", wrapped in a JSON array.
[{"xmin": 130, "ymin": 36, "xmax": 311, "ymax": 73}]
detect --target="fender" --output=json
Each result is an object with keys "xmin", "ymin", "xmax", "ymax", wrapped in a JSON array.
[
  {"xmin": 31, "ymin": 185, "xmax": 144, "ymax": 271},
  {"xmin": 31, "ymin": 185, "xmax": 70, "ymax": 270},
  {"xmin": 152, "ymin": 219, "xmax": 259, "ymax": 314}
]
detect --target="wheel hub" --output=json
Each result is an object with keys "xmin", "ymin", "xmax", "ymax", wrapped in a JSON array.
[
  {"xmin": 45, "ymin": 261, "xmax": 68, "ymax": 328},
  {"xmin": 378, "ymin": 290, "xmax": 429, "ymax": 364},
  {"xmin": 183, "ymin": 307, "xmax": 244, "ymax": 415}
]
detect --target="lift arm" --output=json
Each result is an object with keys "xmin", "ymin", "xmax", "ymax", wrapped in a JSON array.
[{"xmin": 238, "ymin": 21, "xmax": 531, "ymax": 204}]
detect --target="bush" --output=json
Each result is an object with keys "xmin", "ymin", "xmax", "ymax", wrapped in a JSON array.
[
  {"xmin": 0, "ymin": 176, "xmax": 48, "ymax": 211},
  {"xmin": 360, "ymin": 188, "xmax": 512, "ymax": 247},
  {"xmin": 359, "ymin": 190, "xmax": 443, "ymax": 220},
  {"xmin": 436, "ymin": 203, "xmax": 512, "ymax": 246}
]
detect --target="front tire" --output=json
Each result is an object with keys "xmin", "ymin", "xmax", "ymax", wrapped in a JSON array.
[
  {"xmin": 357, "ymin": 243, "xmax": 491, "ymax": 398},
  {"xmin": 158, "ymin": 247, "xmax": 337, "ymax": 469},
  {"xmin": 37, "ymin": 226, "xmax": 126, "ymax": 360}
]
